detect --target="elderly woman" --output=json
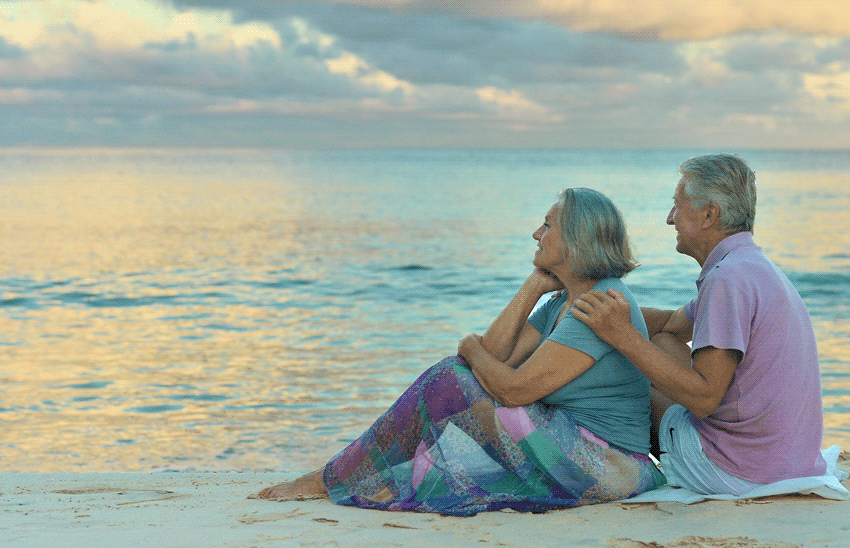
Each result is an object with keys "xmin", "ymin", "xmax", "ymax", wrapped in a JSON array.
[{"xmin": 253, "ymin": 188, "xmax": 663, "ymax": 515}]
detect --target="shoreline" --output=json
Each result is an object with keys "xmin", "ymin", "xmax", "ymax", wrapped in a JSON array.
[{"xmin": 3, "ymin": 465, "xmax": 849, "ymax": 548}]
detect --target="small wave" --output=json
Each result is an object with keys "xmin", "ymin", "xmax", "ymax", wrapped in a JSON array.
[
  {"xmin": 199, "ymin": 323, "xmax": 250, "ymax": 332},
  {"xmin": 426, "ymin": 282, "xmax": 459, "ymax": 291},
  {"xmin": 125, "ymin": 404, "xmax": 185, "ymax": 414},
  {"xmin": 66, "ymin": 381, "xmax": 113, "ymax": 390},
  {"xmin": 392, "ymin": 264, "xmax": 433, "ymax": 272},
  {"xmin": 791, "ymin": 273, "xmax": 850, "ymax": 307},
  {"xmin": 256, "ymin": 279, "xmax": 314, "ymax": 289},
  {"xmin": 55, "ymin": 292, "xmax": 180, "ymax": 308},
  {"xmin": 168, "ymin": 394, "xmax": 229, "ymax": 402},
  {"xmin": 89, "ymin": 295, "xmax": 178, "ymax": 308},
  {"xmin": 790, "ymin": 272, "xmax": 850, "ymax": 285},
  {"xmin": 223, "ymin": 403, "xmax": 290, "ymax": 410},
  {"xmin": 55, "ymin": 291, "xmax": 98, "ymax": 303},
  {"xmin": 825, "ymin": 404, "xmax": 850, "ymax": 414},
  {"xmin": 50, "ymin": 291, "xmax": 233, "ymax": 308},
  {"xmin": 0, "ymin": 297, "xmax": 35, "ymax": 308}
]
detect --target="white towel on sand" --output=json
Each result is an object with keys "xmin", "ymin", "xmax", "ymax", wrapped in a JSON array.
[{"xmin": 622, "ymin": 445, "xmax": 848, "ymax": 504}]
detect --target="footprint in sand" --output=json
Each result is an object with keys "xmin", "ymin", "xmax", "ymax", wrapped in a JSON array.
[{"xmin": 53, "ymin": 487, "xmax": 187, "ymax": 505}]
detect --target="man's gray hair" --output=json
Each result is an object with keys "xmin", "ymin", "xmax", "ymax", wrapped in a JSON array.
[
  {"xmin": 557, "ymin": 187, "xmax": 639, "ymax": 279},
  {"xmin": 679, "ymin": 154, "xmax": 757, "ymax": 234}
]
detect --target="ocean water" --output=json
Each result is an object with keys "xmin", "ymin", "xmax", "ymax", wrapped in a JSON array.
[{"xmin": 1, "ymin": 148, "xmax": 848, "ymax": 473}]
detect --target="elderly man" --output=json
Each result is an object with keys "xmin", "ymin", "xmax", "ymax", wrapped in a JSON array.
[{"xmin": 571, "ymin": 153, "xmax": 826, "ymax": 495}]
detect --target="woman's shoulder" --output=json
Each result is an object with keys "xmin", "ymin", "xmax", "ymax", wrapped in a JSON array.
[
  {"xmin": 528, "ymin": 291, "xmax": 566, "ymax": 328},
  {"xmin": 593, "ymin": 277, "xmax": 648, "ymax": 336},
  {"xmin": 592, "ymin": 276, "xmax": 632, "ymax": 296}
]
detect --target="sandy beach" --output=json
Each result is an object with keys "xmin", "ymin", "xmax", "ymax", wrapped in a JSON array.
[{"xmin": 3, "ymin": 453, "xmax": 848, "ymax": 548}]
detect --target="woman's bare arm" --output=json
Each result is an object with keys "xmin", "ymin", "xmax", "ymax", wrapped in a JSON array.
[
  {"xmin": 458, "ymin": 335, "xmax": 594, "ymax": 407},
  {"xmin": 479, "ymin": 269, "xmax": 561, "ymax": 362}
]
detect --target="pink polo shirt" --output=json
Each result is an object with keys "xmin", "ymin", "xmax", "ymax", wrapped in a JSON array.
[{"xmin": 684, "ymin": 232, "xmax": 827, "ymax": 483}]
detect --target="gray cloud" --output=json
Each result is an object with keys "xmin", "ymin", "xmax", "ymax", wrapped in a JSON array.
[
  {"xmin": 723, "ymin": 35, "xmax": 834, "ymax": 74},
  {"xmin": 816, "ymin": 38, "xmax": 850, "ymax": 68},
  {"xmin": 0, "ymin": 35, "xmax": 25, "ymax": 58},
  {"xmin": 305, "ymin": 0, "xmax": 850, "ymax": 40},
  {"xmin": 0, "ymin": 0, "xmax": 848, "ymax": 148},
  {"xmin": 173, "ymin": 1, "xmax": 687, "ymax": 86}
]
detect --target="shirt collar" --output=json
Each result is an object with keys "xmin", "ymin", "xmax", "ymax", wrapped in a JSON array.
[{"xmin": 695, "ymin": 231, "xmax": 756, "ymax": 287}]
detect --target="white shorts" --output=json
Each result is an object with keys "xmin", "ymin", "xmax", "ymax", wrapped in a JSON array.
[{"xmin": 659, "ymin": 404, "xmax": 763, "ymax": 496}]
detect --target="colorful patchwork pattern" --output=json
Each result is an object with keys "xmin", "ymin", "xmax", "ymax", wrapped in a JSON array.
[{"xmin": 323, "ymin": 356, "xmax": 662, "ymax": 516}]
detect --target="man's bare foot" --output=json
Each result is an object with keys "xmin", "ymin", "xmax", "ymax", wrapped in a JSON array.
[{"xmin": 249, "ymin": 468, "xmax": 329, "ymax": 501}]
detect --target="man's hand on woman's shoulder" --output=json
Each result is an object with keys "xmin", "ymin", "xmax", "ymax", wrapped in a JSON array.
[{"xmin": 570, "ymin": 289, "xmax": 635, "ymax": 348}]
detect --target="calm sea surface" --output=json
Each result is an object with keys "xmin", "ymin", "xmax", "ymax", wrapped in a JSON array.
[{"xmin": 1, "ymin": 148, "xmax": 848, "ymax": 472}]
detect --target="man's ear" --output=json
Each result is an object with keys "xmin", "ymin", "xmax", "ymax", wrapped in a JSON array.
[{"xmin": 702, "ymin": 203, "xmax": 721, "ymax": 229}]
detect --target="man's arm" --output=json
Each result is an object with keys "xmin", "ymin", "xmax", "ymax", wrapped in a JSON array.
[
  {"xmin": 574, "ymin": 290, "xmax": 735, "ymax": 418},
  {"xmin": 642, "ymin": 307, "xmax": 693, "ymax": 343},
  {"xmin": 642, "ymin": 308, "xmax": 673, "ymax": 339}
]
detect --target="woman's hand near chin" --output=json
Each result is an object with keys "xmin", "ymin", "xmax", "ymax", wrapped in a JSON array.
[{"xmin": 527, "ymin": 268, "xmax": 564, "ymax": 296}]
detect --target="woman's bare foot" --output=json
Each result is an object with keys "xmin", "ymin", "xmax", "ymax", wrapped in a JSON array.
[{"xmin": 249, "ymin": 468, "xmax": 329, "ymax": 501}]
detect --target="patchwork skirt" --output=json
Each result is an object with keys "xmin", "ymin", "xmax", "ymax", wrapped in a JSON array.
[{"xmin": 323, "ymin": 356, "xmax": 662, "ymax": 516}]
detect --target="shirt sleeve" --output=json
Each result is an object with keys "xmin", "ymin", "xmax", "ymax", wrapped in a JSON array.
[
  {"xmin": 683, "ymin": 298, "xmax": 697, "ymax": 323},
  {"xmin": 691, "ymin": 273, "xmax": 752, "ymax": 354},
  {"xmin": 547, "ymin": 311, "xmax": 612, "ymax": 361},
  {"xmin": 527, "ymin": 297, "xmax": 555, "ymax": 335}
]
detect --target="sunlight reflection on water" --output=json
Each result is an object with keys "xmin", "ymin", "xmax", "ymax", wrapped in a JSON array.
[{"xmin": 1, "ymin": 148, "xmax": 848, "ymax": 472}]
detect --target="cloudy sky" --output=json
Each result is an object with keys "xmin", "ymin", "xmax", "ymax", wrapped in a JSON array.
[{"xmin": 1, "ymin": 0, "xmax": 849, "ymax": 148}]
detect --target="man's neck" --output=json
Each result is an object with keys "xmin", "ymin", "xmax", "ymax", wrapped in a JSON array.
[{"xmin": 692, "ymin": 230, "xmax": 733, "ymax": 267}]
